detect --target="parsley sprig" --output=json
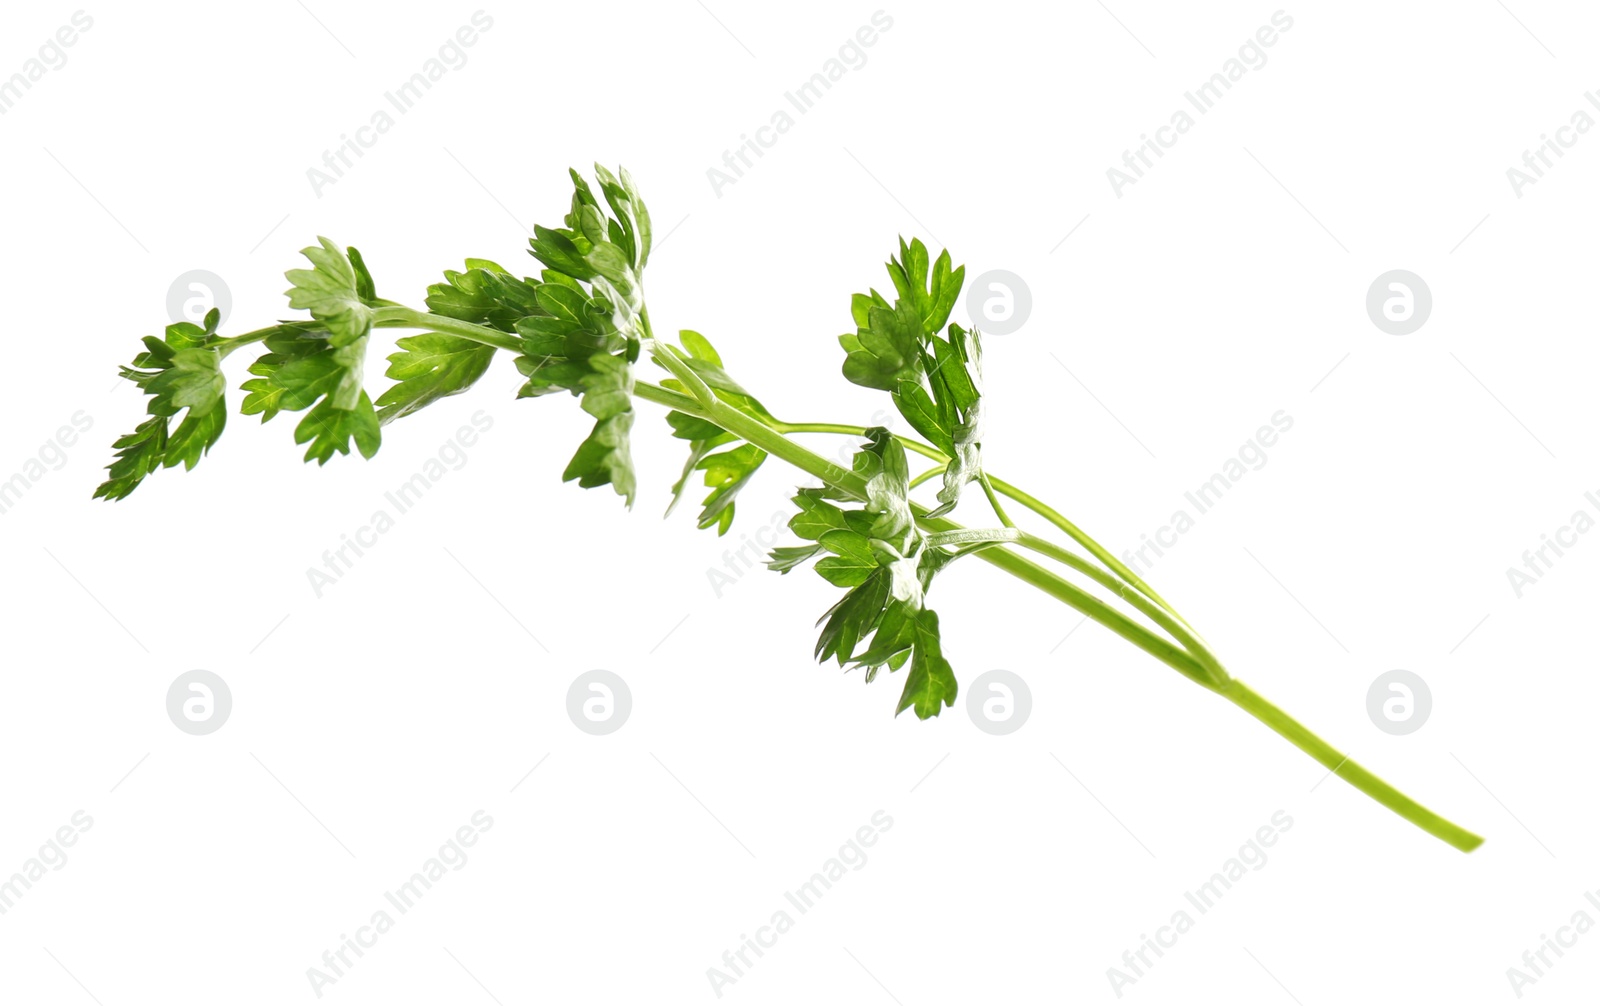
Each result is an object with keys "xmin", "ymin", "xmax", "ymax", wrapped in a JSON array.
[{"xmin": 95, "ymin": 165, "xmax": 1484, "ymax": 853}]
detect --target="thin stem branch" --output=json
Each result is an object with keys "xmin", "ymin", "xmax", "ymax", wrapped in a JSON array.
[
  {"xmin": 980, "ymin": 474, "xmax": 1016, "ymax": 528},
  {"xmin": 634, "ymin": 379, "xmax": 703, "ymax": 414},
  {"xmin": 1011, "ymin": 531, "xmax": 1227, "ymax": 687},
  {"xmin": 987, "ymin": 474, "xmax": 1187, "ymax": 626},
  {"xmin": 647, "ymin": 347, "xmax": 867, "ymax": 497},
  {"xmin": 215, "ymin": 326, "xmax": 285, "ymax": 359},
  {"xmin": 370, "ymin": 307, "xmax": 524, "ymax": 352},
  {"xmin": 1221, "ymin": 680, "xmax": 1484, "ymax": 852},
  {"xmin": 924, "ymin": 528, "xmax": 1021, "ymax": 549},
  {"xmin": 772, "ymin": 421, "xmax": 876, "ymax": 438},
  {"xmin": 914, "ymin": 509, "xmax": 1215, "ymax": 687}
]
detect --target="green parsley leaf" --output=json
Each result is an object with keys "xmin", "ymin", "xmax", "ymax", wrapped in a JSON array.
[
  {"xmin": 839, "ymin": 238, "xmax": 966, "ymax": 393},
  {"xmin": 843, "ymin": 598, "xmax": 917, "ymax": 676},
  {"xmin": 238, "ymin": 319, "xmax": 382, "ymax": 463},
  {"xmin": 689, "ymin": 443, "xmax": 766, "ymax": 535},
  {"xmin": 284, "ymin": 237, "xmax": 375, "ymax": 346},
  {"xmin": 887, "ymin": 237, "xmax": 962, "ymax": 336},
  {"xmin": 766, "ymin": 543, "xmax": 825, "ymax": 573},
  {"xmin": 665, "ymin": 410, "xmax": 733, "ymax": 516},
  {"xmin": 375, "ymin": 334, "xmax": 496, "ymax": 425},
  {"xmin": 425, "ymin": 259, "xmax": 543, "ymax": 331},
  {"xmin": 854, "ymin": 426, "xmax": 916, "ymax": 548},
  {"xmin": 296, "ymin": 391, "xmax": 381, "ymax": 464},
  {"xmin": 661, "ymin": 332, "xmax": 773, "ymax": 533},
  {"xmin": 778, "ymin": 430, "xmax": 962, "ymax": 717},
  {"xmin": 815, "ymin": 565, "xmax": 893, "ymax": 665},
  {"xmin": 840, "ymin": 239, "xmax": 986, "ymax": 516},
  {"xmin": 94, "ymin": 418, "xmax": 170, "ymax": 501},
  {"xmin": 786, "ymin": 489, "xmax": 875, "ymax": 541},
  {"xmin": 814, "ymin": 547, "xmax": 878, "ymax": 587},
  {"xmin": 925, "ymin": 324, "xmax": 986, "ymax": 517},
  {"xmin": 562, "ymin": 352, "xmax": 636, "ymax": 504},
  {"xmin": 94, "ymin": 309, "xmax": 231, "ymax": 499},
  {"xmin": 529, "ymin": 165, "xmax": 652, "ymax": 337},
  {"xmin": 238, "ymin": 323, "xmax": 323, "ymax": 423},
  {"xmin": 513, "ymin": 278, "xmax": 628, "ymax": 399},
  {"xmin": 841, "ymin": 297, "xmax": 923, "ymax": 392},
  {"xmin": 271, "ymin": 338, "xmax": 367, "ymax": 412},
  {"xmin": 897, "ymin": 610, "xmax": 958, "ymax": 719}
]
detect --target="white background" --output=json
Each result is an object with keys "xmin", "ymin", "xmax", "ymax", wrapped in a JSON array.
[{"xmin": 0, "ymin": 1, "xmax": 1595, "ymax": 1003}]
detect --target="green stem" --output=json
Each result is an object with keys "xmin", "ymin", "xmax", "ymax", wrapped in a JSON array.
[
  {"xmin": 634, "ymin": 379, "xmax": 703, "ymax": 415},
  {"xmin": 771, "ymin": 421, "xmax": 874, "ymax": 438},
  {"xmin": 980, "ymin": 474, "xmax": 1016, "ymax": 528},
  {"xmin": 662, "ymin": 395, "xmax": 1482, "ymax": 851},
  {"xmin": 1010, "ymin": 530, "xmax": 1228, "ymax": 687},
  {"xmin": 909, "ymin": 464, "xmax": 945, "ymax": 490},
  {"xmin": 987, "ymin": 474, "xmax": 1188, "ymax": 627},
  {"xmin": 215, "ymin": 325, "xmax": 286, "ymax": 359},
  {"xmin": 1220, "ymin": 680, "xmax": 1485, "ymax": 852},
  {"xmin": 648, "ymin": 348, "xmax": 867, "ymax": 495},
  {"xmin": 921, "ymin": 512, "xmax": 1216, "ymax": 687},
  {"xmin": 371, "ymin": 306, "xmax": 524, "ymax": 353},
  {"xmin": 924, "ymin": 528, "xmax": 1021, "ymax": 549}
]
